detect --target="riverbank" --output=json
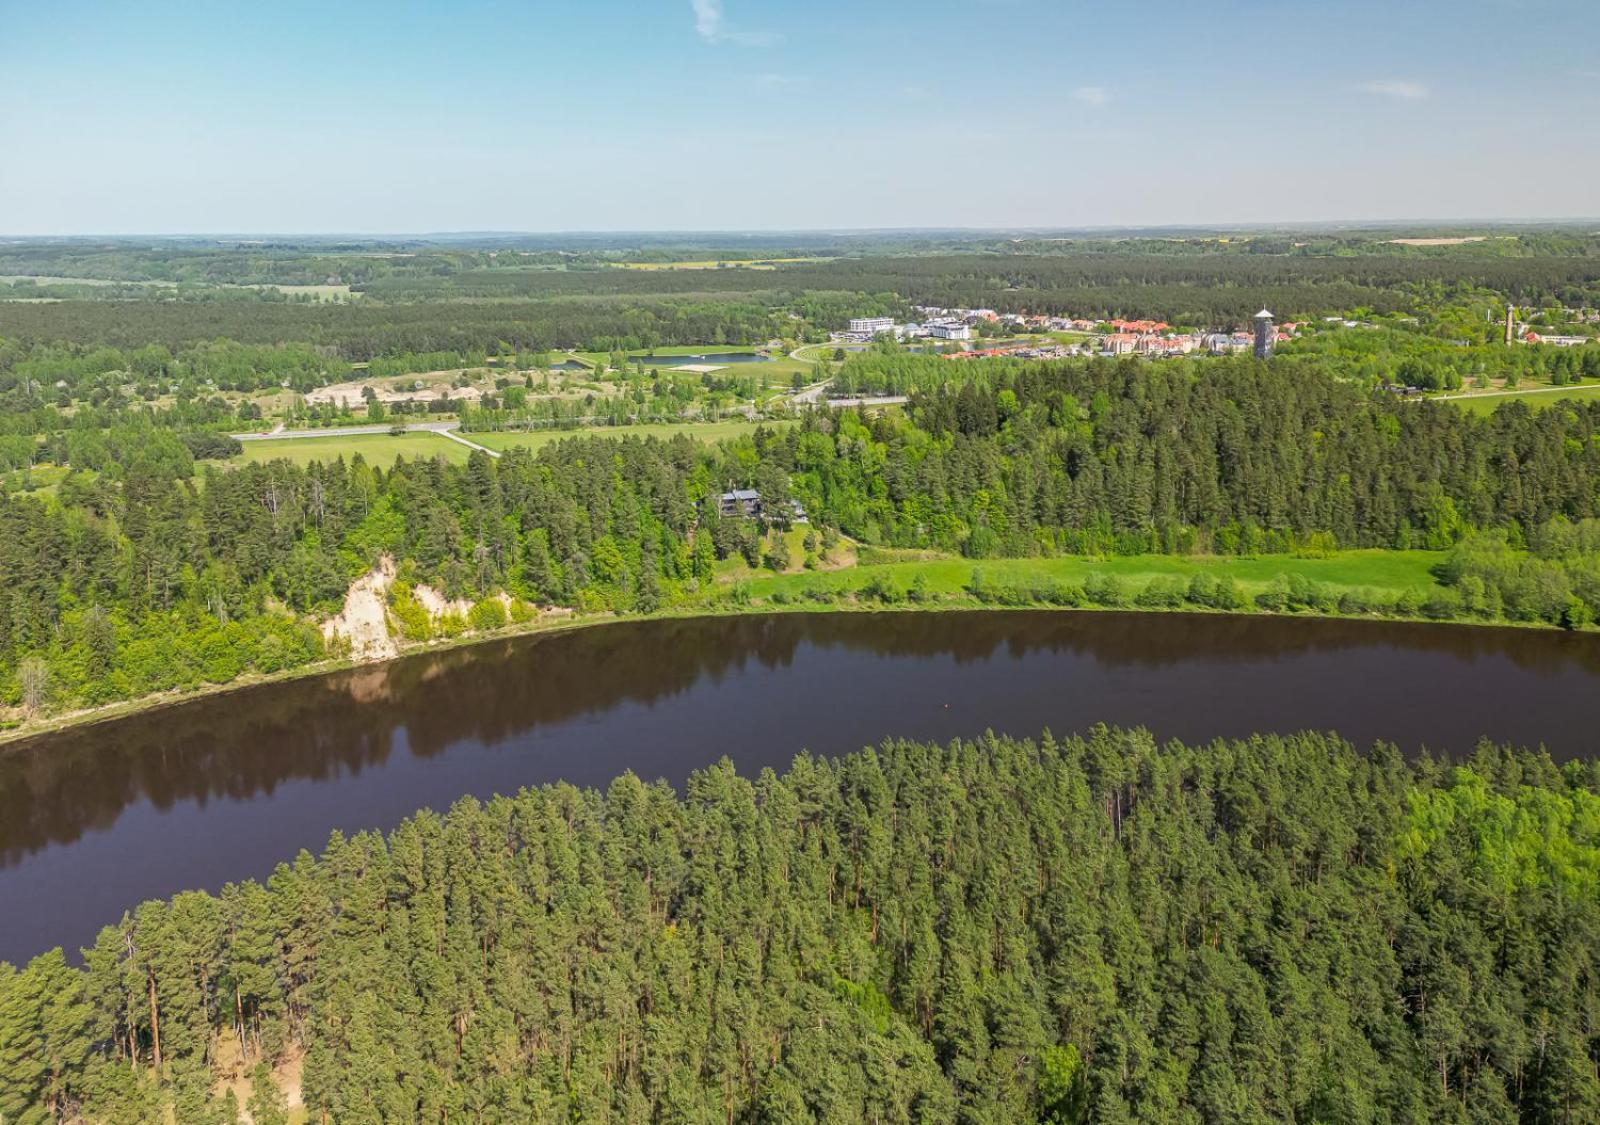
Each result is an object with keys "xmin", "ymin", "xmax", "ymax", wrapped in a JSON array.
[{"xmin": 4, "ymin": 546, "xmax": 1592, "ymax": 749}]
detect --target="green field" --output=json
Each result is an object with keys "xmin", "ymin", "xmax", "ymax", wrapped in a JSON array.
[
  {"xmin": 1, "ymin": 463, "xmax": 76, "ymax": 496},
  {"xmin": 1443, "ymin": 383, "xmax": 1600, "ymax": 416},
  {"xmin": 735, "ymin": 549, "xmax": 1444, "ymax": 601},
  {"xmin": 575, "ymin": 346, "xmax": 813, "ymax": 393},
  {"xmin": 471, "ymin": 419, "xmax": 787, "ymax": 453},
  {"xmin": 791, "ymin": 342, "xmax": 863, "ymax": 363},
  {"xmin": 238, "ymin": 431, "xmax": 469, "ymax": 467}
]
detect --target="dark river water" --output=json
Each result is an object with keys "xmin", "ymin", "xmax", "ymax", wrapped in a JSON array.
[{"xmin": 3, "ymin": 610, "xmax": 1598, "ymax": 964}]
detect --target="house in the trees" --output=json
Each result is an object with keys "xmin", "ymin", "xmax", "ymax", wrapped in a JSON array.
[
  {"xmin": 718, "ymin": 489, "xmax": 761, "ymax": 518},
  {"xmin": 717, "ymin": 489, "xmax": 808, "ymax": 523}
]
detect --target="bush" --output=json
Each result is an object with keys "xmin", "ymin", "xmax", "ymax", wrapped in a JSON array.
[
  {"xmin": 860, "ymin": 573, "xmax": 903, "ymax": 604},
  {"xmin": 1083, "ymin": 574, "xmax": 1127, "ymax": 607},
  {"xmin": 1134, "ymin": 576, "xmax": 1186, "ymax": 609},
  {"xmin": 1420, "ymin": 589, "xmax": 1462, "ymax": 621},
  {"xmin": 389, "ymin": 584, "xmax": 434, "ymax": 641},
  {"xmin": 764, "ymin": 537, "xmax": 792, "ymax": 572},
  {"xmin": 468, "ymin": 598, "xmax": 508, "ymax": 631},
  {"xmin": 1560, "ymin": 595, "xmax": 1594, "ymax": 631},
  {"xmin": 1038, "ymin": 581, "xmax": 1083, "ymax": 607}
]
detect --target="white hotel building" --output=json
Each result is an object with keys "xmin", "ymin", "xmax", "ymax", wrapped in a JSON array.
[{"xmin": 848, "ymin": 317, "xmax": 896, "ymax": 336}]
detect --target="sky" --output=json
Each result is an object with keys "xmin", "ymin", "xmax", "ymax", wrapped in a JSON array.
[{"xmin": 2, "ymin": 0, "xmax": 1598, "ymax": 235}]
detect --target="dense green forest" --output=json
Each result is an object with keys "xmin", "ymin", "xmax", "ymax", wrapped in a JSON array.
[
  {"xmin": 4, "ymin": 729, "xmax": 1598, "ymax": 1122},
  {"xmin": 350, "ymin": 251, "xmax": 1600, "ymax": 315},
  {"xmin": 0, "ymin": 298, "xmax": 794, "ymax": 357},
  {"xmin": 8, "ymin": 359, "xmax": 1600, "ymax": 714}
]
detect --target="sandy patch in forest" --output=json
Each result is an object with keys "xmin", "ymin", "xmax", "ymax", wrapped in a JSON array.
[
  {"xmin": 211, "ymin": 1034, "xmax": 303, "ymax": 1120},
  {"xmin": 412, "ymin": 583, "xmax": 474, "ymax": 619},
  {"xmin": 322, "ymin": 557, "xmax": 397, "ymax": 661}
]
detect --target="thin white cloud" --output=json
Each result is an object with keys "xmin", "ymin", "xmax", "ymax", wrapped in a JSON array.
[
  {"xmin": 690, "ymin": 0, "xmax": 777, "ymax": 46},
  {"xmin": 1071, "ymin": 86, "xmax": 1112, "ymax": 106},
  {"xmin": 691, "ymin": 0, "xmax": 721, "ymax": 39},
  {"xmin": 1354, "ymin": 79, "xmax": 1429, "ymax": 100}
]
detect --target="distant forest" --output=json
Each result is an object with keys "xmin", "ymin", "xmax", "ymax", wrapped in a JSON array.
[
  {"xmin": 5, "ymin": 238, "xmax": 1600, "ymax": 355},
  {"xmin": 352, "ymin": 253, "xmax": 1600, "ymax": 316},
  {"xmin": 4, "ymin": 729, "xmax": 1598, "ymax": 1122}
]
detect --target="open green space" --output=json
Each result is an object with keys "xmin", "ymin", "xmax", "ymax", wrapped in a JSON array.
[
  {"xmin": 0, "ymin": 463, "xmax": 75, "ymax": 497},
  {"xmin": 791, "ymin": 342, "xmax": 864, "ymax": 363},
  {"xmin": 735, "ymin": 549, "xmax": 1444, "ymax": 601},
  {"xmin": 471, "ymin": 418, "xmax": 788, "ymax": 453},
  {"xmin": 237, "ymin": 431, "xmax": 469, "ymax": 467},
  {"xmin": 1442, "ymin": 382, "xmax": 1600, "ymax": 415}
]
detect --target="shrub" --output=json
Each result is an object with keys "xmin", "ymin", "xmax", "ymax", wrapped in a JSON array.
[
  {"xmin": 1134, "ymin": 577, "xmax": 1186, "ymax": 609},
  {"xmin": 468, "ymin": 598, "xmax": 508, "ymax": 631},
  {"xmin": 389, "ymin": 584, "xmax": 434, "ymax": 641},
  {"xmin": 861, "ymin": 573, "xmax": 903, "ymax": 604},
  {"xmin": 1083, "ymin": 574, "xmax": 1126, "ymax": 607}
]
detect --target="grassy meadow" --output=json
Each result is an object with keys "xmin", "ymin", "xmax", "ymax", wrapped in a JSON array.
[
  {"xmin": 730, "ymin": 548, "xmax": 1444, "ymax": 603},
  {"xmin": 1444, "ymin": 382, "xmax": 1600, "ymax": 416},
  {"xmin": 238, "ymin": 431, "xmax": 469, "ymax": 467},
  {"xmin": 473, "ymin": 418, "xmax": 788, "ymax": 453}
]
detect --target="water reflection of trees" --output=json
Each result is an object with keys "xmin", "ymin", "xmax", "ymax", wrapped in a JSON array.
[{"xmin": 2, "ymin": 612, "xmax": 1596, "ymax": 865}]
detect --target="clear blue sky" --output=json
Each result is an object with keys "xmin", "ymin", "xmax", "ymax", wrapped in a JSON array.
[{"xmin": 2, "ymin": 0, "xmax": 1597, "ymax": 234}]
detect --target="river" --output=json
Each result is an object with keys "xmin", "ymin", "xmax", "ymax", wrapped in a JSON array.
[{"xmin": 2, "ymin": 610, "xmax": 1597, "ymax": 963}]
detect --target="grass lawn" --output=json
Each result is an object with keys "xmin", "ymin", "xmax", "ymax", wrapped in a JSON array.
[
  {"xmin": 734, "ymin": 549, "xmax": 1445, "ymax": 601},
  {"xmin": 1443, "ymin": 383, "xmax": 1600, "ymax": 416},
  {"xmin": 471, "ymin": 419, "xmax": 789, "ymax": 453},
  {"xmin": 791, "ymin": 342, "xmax": 865, "ymax": 363},
  {"xmin": 238, "ymin": 431, "xmax": 469, "ymax": 468},
  {"xmin": 1, "ymin": 463, "xmax": 77, "ymax": 497},
  {"xmin": 580, "ymin": 345, "xmax": 774, "ymax": 361},
  {"xmin": 576, "ymin": 347, "xmax": 810, "ymax": 392}
]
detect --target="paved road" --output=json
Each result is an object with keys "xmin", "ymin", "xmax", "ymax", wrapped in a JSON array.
[
  {"xmin": 436, "ymin": 429, "xmax": 499, "ymax": 457},
  {"xmin": 788, "ymin": 381, "xmax": 834, "ymax": 404}
]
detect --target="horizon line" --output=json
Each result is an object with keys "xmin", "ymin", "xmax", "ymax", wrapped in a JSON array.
[{"xmin": 5, "ymin": 217, "xmax": 1600, "ymax": 242}]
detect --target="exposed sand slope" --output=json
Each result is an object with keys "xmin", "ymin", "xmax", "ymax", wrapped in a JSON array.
[{"xmin": 322, "ymin": 557, "xmax": 398, "ymax": 661}]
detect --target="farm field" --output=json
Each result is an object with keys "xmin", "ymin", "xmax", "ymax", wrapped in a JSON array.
[
  {"xmin": 238, "ymin": 431, "xmax": 469, "ymax": 467},
  {"xmin": 471, "ymin": 418, "xmax": 789, "ymax": 453},
  {"xmin": 616, "ymin": 257, "xmax": 824, "ymax": 270}
]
